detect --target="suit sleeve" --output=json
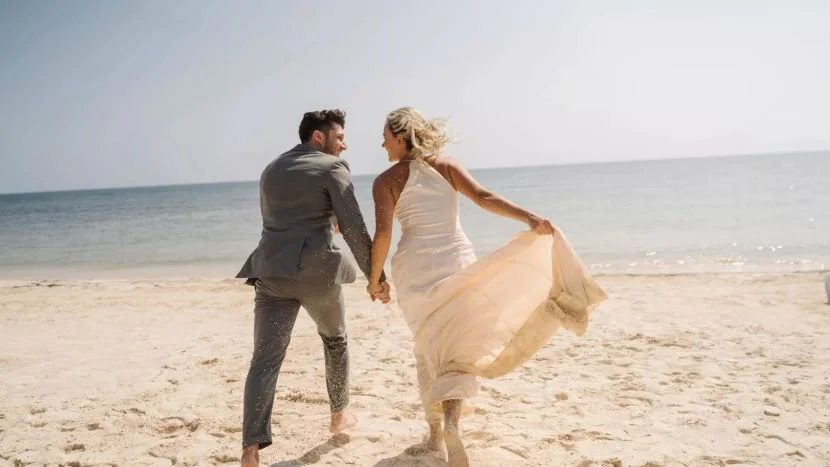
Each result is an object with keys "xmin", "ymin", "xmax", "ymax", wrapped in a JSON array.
[{"xmin": 326, "ymin": 159, "xmax": 386, "ymax": 282}]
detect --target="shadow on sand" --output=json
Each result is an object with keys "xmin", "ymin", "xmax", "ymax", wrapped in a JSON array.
[
  {"xmin": 269, "ymin": 433, "xmax": 351, "ymax": 467},
  {"xmin": 371, "ymin": 441, "xmax": 447, "ymax": 467},
  {"xmin": 269, "ymin": 437, "xmax": 448, "ymax": 466}
]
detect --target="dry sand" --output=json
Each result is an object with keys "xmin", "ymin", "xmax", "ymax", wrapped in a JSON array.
[{"xmin": 1, "ymin": 273, "xmax": 829, "ymax": 466}]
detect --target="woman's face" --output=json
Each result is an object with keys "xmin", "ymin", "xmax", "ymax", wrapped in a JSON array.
[{"xmin": 382, "ymin": 125, "xmax": 407, "ymax": 162}]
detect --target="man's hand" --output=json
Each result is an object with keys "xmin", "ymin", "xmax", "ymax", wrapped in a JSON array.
[{"xmin": 367, "ymin": 281, "xmax": 391, "ymax": 304}]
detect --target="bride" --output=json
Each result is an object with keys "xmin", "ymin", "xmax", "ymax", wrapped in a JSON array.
[{"xmin": 367, "ymin": 107, "xmax": 606, "ymax": 466}]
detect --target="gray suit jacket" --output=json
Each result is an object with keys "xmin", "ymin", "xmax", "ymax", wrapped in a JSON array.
[{"xmin": 236, "ymin": 144, "xmax": 383, "ymax": 285}]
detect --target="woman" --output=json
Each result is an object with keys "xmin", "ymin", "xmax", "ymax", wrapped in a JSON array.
[{"xmin": 368, "ymin": 107, "xmax": 606, "ymax": 466}]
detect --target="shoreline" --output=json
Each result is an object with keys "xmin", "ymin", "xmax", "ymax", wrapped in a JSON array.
[{"xmin": 1, "ymin": 268, "xmax": 828, "ymax": 286}]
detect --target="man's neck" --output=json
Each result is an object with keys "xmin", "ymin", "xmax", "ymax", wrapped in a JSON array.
[{"xmin": 305, "ymin": 141, "xmax": 326, "ymax": 153}]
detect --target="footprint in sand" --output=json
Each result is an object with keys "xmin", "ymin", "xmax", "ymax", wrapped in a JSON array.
[
  {"xmin": 154, "ymin": 416, "xmax": 200, "ymax": 435},
  {"xmin": 576, "ymin": 460, "xmax": 623, "ymax": 467},
  {"xmin": 148, "ymin": 447, "xmax": 178, "ymax": 465},
  {"xmin": 276, "ymin": 391, "xmax": 328, "ymax": 405},
  {"xmin": 700, "ymin": 455, "xmax": 746, "ymax": 465},
  {"xmin": 64, "ymin": 443, "xmax": 85, "ymax": 453},
  {"xmin": 481, "ymin": 385, "xmax": 508, "ymax": 400},
  {"xmin": 155, "ymin": 417, "xmax": 186, "ymax": 435},
  {"xmin": 575, "ymin": 459, "xmax": 624, "ymax": 467},
  {"xmin": 558, "ymin": 428, "xmax": 617, "ymax": 444},
  {"xmin": 586, "ymin": 430, "xmax": 616, "ymax": 441}
]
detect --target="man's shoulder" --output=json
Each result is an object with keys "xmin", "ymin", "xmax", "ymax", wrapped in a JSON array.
[{"xmin": 269, "ymin": 146, "xmax": 344, "ymax": 171}]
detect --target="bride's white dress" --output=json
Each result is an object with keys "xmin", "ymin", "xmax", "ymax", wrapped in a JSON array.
[{"xmin": 390, "ymin": 159, "xmax": 607, "ymax": 420}]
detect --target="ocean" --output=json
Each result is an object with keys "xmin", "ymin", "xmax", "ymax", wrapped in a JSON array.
[{"xmin": 0, "ymin": 152, "xmax": 827, "ymax": 279}]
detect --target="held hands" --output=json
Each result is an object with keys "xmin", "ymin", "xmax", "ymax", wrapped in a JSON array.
[
  {"xmin": 528, "ymin": 214, "xmax": 556, "ymax": 235},
  {"xmin": 367, "ymin": 280, "xmax": 392, "ymax": 304}
]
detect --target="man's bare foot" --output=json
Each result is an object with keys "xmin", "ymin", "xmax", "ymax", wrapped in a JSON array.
[
  {"xmin": 330, "ymin": 409, "xmax": 357, "ymax": 433},
  {"xmin": 240, "ymin": 444, "xmax": 259, "ymax": 467},
  {"xmin": 443, "ymin": 424, "xmax": 469, "ymax": 467}
]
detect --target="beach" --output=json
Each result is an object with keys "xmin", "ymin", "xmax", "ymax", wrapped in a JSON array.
[
  {"xmin": 2, "ymin": 273, "xmax": 829, "ymax": 466},
  {"xmin": 3, "ymin": 1, "xmax": 830, "ymax": 465}
]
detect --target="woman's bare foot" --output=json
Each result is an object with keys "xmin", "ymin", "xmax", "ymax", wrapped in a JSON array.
[
  {"xmin": 240, "ymin": 444, "xmax": 259, "ymax": 467},
  {"xmin": 441, "ymin": 399, "xmax": 468, "ymax": 467},
  {"xmin": 443, "ymin": 423, "xmax": 469, "ymax": 467},
  {"xmin": 330, "ymin": 409, "xmax": 358, "ymax": 433}
]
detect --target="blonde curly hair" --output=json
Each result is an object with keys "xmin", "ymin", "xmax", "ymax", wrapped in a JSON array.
[{"xmin": 385, "ymin": 107, "xmax": 453, "ymax": 160}]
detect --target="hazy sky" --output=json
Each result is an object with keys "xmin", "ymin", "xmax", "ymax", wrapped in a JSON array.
[{"xmin": 1, "ymin": 1, "xmax": 828, "ymax": 193}]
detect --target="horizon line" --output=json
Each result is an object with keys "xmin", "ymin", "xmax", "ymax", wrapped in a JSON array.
[{"xmin": 1, "ymin": 149, "xmax": 826, "ymax": 196}]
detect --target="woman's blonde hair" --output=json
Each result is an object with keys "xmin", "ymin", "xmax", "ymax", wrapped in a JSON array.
[{"xmin": 385, "ymin": 107, "xmax": 452, "ymax": 160}]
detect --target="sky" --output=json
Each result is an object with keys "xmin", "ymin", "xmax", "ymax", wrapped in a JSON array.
[{"xmin": 0, "ymin": 0, "xmax": 828, "ymax": 194}]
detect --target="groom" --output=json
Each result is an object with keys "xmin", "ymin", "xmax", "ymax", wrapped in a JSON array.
[{"xmin": 236, "ymin": 109, "xmax": 390, "ymax": 466}]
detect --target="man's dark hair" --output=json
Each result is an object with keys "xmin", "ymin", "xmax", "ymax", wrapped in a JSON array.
[{"xmin": 298, "ymin": 109, "xmax": 346, "ymax": 143}]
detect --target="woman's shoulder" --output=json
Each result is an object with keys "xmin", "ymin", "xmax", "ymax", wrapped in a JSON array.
[
  {"xmin": 376, "ymin": 161, "xmax": 409, "ymax": 179},
  {"xmin": 374, "ymin": 162, "xmax": 410, "ymax": 188},
  {"xmin": 426, "ymin": 155, "xmax": 465, "ymax": 189},
  {"xmin": 427, "ymin": 154, "xmax": 464, "ymax": 171}
]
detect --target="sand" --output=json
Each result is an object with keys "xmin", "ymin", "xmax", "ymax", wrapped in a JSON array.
[{"xmin": 1, "ymin": 273, "xmax": 829, "ymax": 466}]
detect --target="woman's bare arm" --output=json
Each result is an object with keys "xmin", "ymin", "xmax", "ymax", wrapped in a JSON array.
[
  {"xmin": 370, "ymin": 174, "xmax": 396, "ymax": 289},
  {"xmin": 443, "ymin": 157, "xmax": 555, "ymax": 234}
]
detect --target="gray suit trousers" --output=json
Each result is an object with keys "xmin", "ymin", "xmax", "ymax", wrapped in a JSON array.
[{"xmin": 242, "ymin": 277, "xmax": 348, "ymax": 449}]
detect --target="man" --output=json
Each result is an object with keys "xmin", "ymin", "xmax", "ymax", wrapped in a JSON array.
[{"xmin": 236, "ymin": 109, "xmax": 391, "ymax": 466}]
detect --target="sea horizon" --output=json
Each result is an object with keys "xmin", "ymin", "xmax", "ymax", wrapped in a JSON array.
[
  {"xmin": 2, "ymin": 149, "xmax": 826, "ymax": 196},
  {"xmin": 1, "ymin": 151, "xmax": 827, "ymax": 280}
]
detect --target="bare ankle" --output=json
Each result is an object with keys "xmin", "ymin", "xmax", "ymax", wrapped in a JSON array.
[
  {"xmin": 330, "ymin": 408, "xmax": 357, "ymax": 433},
  {"xmin": 241, "ymin": 445, "xmax": 259, "ymax": 466}
]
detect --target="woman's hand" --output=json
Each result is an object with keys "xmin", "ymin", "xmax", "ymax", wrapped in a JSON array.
[
  {"xmin": 527, "ymin": 215, "xmax": 556, "ymax": 235},
  {"xmin": 367, "ymin": 281, "xmax": 391, "ymax": 304}
]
